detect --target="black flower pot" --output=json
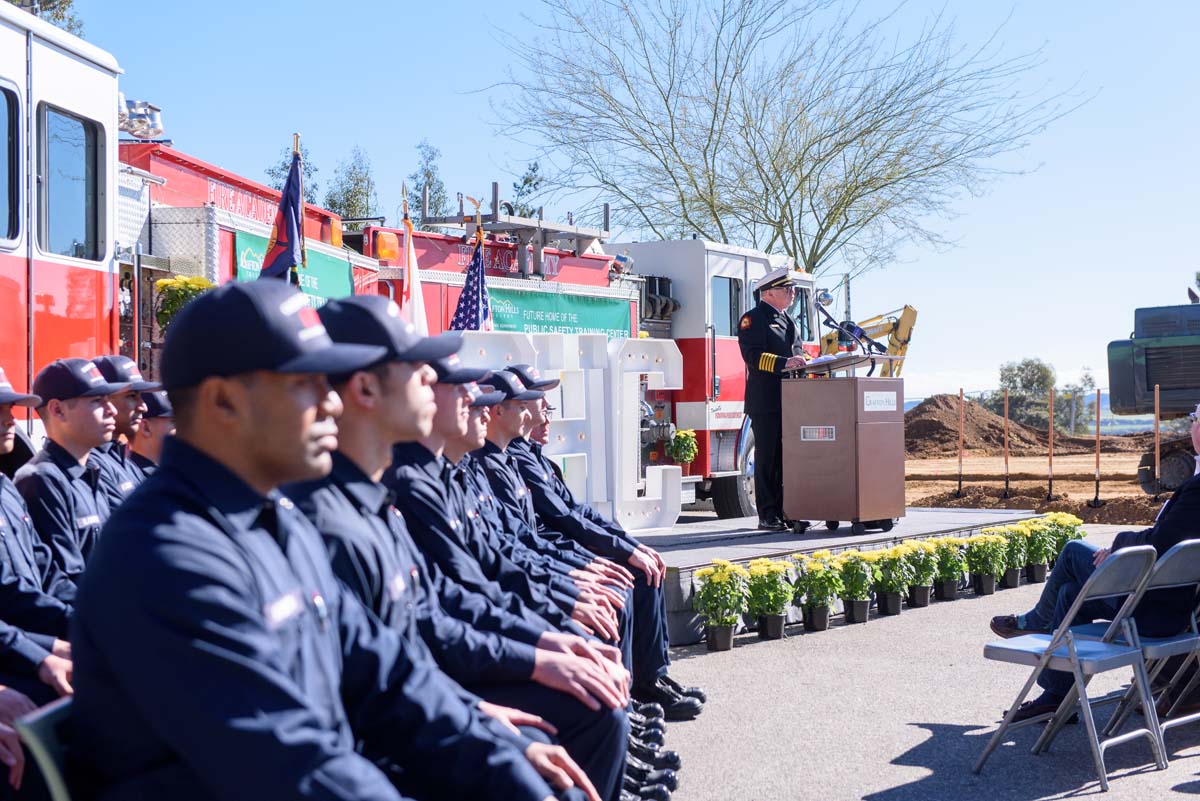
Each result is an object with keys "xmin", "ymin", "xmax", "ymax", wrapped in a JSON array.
[
  {"xmin": 877, "ymin": 591, "xmax": 903, "ymax": 616},
  {"xmin": 844, "ymin": 599, "xmax": 870, "ymax": 624},
  {"xmin": 908, "ymin": 585, "xmax": 932, "ymax": 608},
  {"xmin": 759, "ymin": 614, "xmax": 786, "ymax": 640},
  {"xmin": 1025, "ymin": 563, "xmax": 1048, "ymax": 583},
  {"xmin": 972, "ymin": 573, "xmax": 997, "ymax": 596},
  {"xmin": 803, "ymin": 605, "xmax": 830, "ymax": 631},
  {"xmin": 934, "ymin": 580, "xmax": 959, "ymax": 601},
  {"xmin": 706, "ymin": 624, "xmax": 734, "ymax": 651},
  {"xmin": 1000, "ymin": 567, "xmax": 1021, "ymax": 589}
]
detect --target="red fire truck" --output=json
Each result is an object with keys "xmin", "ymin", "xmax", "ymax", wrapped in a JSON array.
[{"xmin": 2, "ymin": 5, "xmax": 911, "ymax": 520}]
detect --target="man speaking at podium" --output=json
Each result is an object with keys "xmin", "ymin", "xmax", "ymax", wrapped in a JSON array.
[{"xmin": 737, "ymin": 268, "xmax": 808, "ymax": 531}]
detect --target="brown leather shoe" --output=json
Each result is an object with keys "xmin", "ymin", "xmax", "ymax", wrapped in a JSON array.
[{"xmin": 990, "ymin": 615, "xmax": 1046, "ymax": 639}]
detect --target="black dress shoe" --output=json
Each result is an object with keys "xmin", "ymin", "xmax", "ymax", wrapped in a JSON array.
[
  {"xmin": 661, "ymin": 674, "xmax": 707, "ymax": 704},
  {"xmin": 629, "ymin": 741, "xmax": 681, "ymax": 770},
  {"xmin": 1007, "ymin": 696, "xmax": 1077, "ymax": 724},
  {"xmin": 631, "ymin": 716, "xmax": 667, "ymax": 736},
  {"xmin": 636, "ymin": 702, "xmax": 666, "ymax": 719},
  {"xmin": 632, "ymin": 727, "xmax": 665, "ymax": 747},
  {"xmin": 623, "ymin": 776, "xmax": 671, "ymax": 801},
  {"xmin": 628, "ymin": 763, "xmax": 678, "ymax": 792},
  {"xmin": 633, "ymin": 679, "xmax": 703, "ymax": 721},
  {"xmin": 758, "ymin": 517, "xmax": 786, "ymax": 531},
  {"xmin": 630, "ymin": 710, "xmax": 667, "ymax": 730}
]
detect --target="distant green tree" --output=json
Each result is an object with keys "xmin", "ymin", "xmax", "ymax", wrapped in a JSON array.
[
  {"xmin": 407, "ymin": 140, "xmax": 450, "ymax": 231},
  {"xmin": 1057, "ymin": 369, "xmax": 1096, "ymax": 434},
  {"xmin": 981, "ymin": 358, "xmax": 1056, "ymax": 429},
  {"xmin": 6, "ymin": 0, "xmax": 83, "ymax": 35},
  {"xmin": 264, "ymin": 143, "xmax": 319, "ymax": 205},
  {"xmin": 511, "ymin": 162, "xmax": 544, "ymax": 218},
  {"xmin": 324, "ymin": 146, "xmax": 378, "ymax": 227}
]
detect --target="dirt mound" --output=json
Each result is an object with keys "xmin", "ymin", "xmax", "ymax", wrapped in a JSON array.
[
  {"xmin": 904, "ymin": 394, "xmax": 1155, "ymax": 458},
  {"xmin": 911, "ymin": 484, "xmax": 1164, "ymax": 526}
]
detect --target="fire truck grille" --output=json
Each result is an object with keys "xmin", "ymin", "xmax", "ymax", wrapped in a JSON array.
[
  {"xmin": 1146, "ymin": 345, "xmax": 1200, "ymax": 391},
  {"xmin": 710, "ymin": 430, "xmax": 738, "ymax": 472}
]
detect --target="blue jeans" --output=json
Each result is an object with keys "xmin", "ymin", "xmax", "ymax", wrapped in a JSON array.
[{"xmin": 1023, "ymin": 540, "xmax": 1120, "ymax": 697}]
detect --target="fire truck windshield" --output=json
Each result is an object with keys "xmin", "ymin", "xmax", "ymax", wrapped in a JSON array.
[{"xmin": 787, "ymin": 288, "xmax": 813, "ymax": 342}]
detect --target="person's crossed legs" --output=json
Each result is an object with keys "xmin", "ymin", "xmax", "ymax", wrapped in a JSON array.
[{"xmin": 990, "ymin": 539, "xmax": 1120, "ymax": 717}]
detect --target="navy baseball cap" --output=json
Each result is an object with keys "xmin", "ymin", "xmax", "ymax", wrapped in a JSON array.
[
  {"xmin": 0, "ymin": 367, "xmax": 40, "ymax": 407},
  {"xmin": 487, "ymin": 370, "xmax": 544, "ymax": 401},
  {"xmin": 318, "ymin": 296, "xmax": 461, "ymax": 364},
  {"xmin": 92, "ymin": 355, "xmax": 160, "ymax": 392},
  {"xmin": 141, "ymin": 391, "xmax": 173, "ymax": 419},
  {"xmin": 161, "ymin": 280, "xmax": 387, "ymax": 391},
  {"xmin": 468, "ymin": 383, "xmax": 505, "ymax": 408},
  {"xmin": 33, "ymin": 358, "xmax": 130, "ymax": 404},
  {"xmin": 505, "ymin": 363, "xmax": 560, "ymax": 391},
  {"xmin": 431, "ymin": 353, "xmax": 491, "ymax": 385}
]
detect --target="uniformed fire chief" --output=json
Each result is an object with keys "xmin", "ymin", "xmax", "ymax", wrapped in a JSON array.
[{"xmin": 737, "ymin": 267, "xmax": 807, "ymax": 531}]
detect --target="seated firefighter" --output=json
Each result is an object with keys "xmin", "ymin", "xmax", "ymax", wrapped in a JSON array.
[
  {"xmin": 988, "ymin": 415, "xmax": 1200, "ymax": 720},
  {"xmin": 69, "ymin": 280, "xmax": 587, "ymax": 801}
]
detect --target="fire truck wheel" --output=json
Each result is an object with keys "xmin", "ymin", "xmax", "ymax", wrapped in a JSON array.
[
  {"xmin": 712, "ymin": 432, "xmax": 757, "ymax": 519},
  {"xmin": 879, "ymin": 519, "xmax": 894, "ymax": 533},
  {"xmin": 792, "ymin": 520, "xmax": 810, "ymax": 534},
  {"xmin": 825, "ymin": 521, "xmax": 839, "ymax": 531},
  {"xmin": 850, "ymin": 522, "xmax": 867, "ymax": 536}
]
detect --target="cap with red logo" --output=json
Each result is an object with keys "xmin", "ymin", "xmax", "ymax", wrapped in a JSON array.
[
  {"xmin": 504, "ymin": 363, "xmax": 560, "ymax": 392},
  {"xmin": 32, "ymin": 359, "xmax": 131, "ymax": 404},
  {"xmin": 160, "ymin": 280, "xmax": 388, "ymax": 391},
  {"xmin": 467, "ymin": 383, "xmax": 505, "ymax": 408},
  {"xmin": 92, "ymin": 355, "xmax": 160, "ymax": 392},
  {"xmin": 431, "ymin": 352, "xmax": 491, "ymax": 385},
  {"xmin": 0, "ymin": 367, "xmax": 40, "ymax": 407}
]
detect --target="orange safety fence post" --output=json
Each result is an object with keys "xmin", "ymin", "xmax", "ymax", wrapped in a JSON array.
[
  {"xmin": 1088, "ymin": 389, "xmax": 1105, "ymax": 507},
  {"xmin": 1002, "ymin": 389, "xmax": 1010, "ymax": 499},
  {"xmin": 1047, "ymin": 387, "xmax": 1055, "ymax": 500},
  {"xmin": 1154, "ymin": 384, "xmax": 1161, "ymax": 499},
  {"xmin": 956, "ymin": 388, "xmax": 964, "ymax": 498}
]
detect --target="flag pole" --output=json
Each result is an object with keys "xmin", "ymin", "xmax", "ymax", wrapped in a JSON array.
[{"xmin": 293, "ymin": 133, "xmax": 306, "ymax": 286}]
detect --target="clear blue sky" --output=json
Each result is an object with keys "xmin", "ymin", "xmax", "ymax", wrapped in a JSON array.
[{"xmin": 74, "ymin": 0, "xmax": 1199, "ymax": 399}]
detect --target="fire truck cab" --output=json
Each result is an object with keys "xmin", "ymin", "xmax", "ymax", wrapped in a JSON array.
[
  {"xmin": 605, "ymin": 240, "xmax": 820, "ymax": 518},
  {"xmin": 1, "ymin": 4, "xmax": 121, "ymax": 411}
]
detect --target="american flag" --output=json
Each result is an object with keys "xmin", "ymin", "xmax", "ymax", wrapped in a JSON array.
[{"xmin": 450, "ymin": 226, "xmax": 492, "ymax": 331}]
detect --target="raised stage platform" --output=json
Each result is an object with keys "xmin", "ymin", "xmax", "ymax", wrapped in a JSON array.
[{"xmin": 638, "ymin": 507, "xmax": 1038, "ymax": 645}]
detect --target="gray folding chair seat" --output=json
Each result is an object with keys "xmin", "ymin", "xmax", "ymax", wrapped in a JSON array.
[
  {"xmin": 15, "ymin": 696, "xmax": 74, "ymax": 801},
  {"xmin": 1070, "ymin": 540, "xmax": 1200, "ymax": 742},
  {"xmin": 983, "ymin": 634, "xmax": 1148, "ymax": 675},
  {"xmin": 974, "ymin": 545, "xmax": 1162, "ymax": 792}
]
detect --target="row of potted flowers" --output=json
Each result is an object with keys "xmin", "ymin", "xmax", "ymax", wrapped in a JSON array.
[{"xmin": 693, "ymin": 513, "xmax": 1086, "ymax": 651}]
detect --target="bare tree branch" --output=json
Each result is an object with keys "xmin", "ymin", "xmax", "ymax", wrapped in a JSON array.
[{"xmin": 494, "ymin": 0, "xmax": 1082, "ymax": 276}]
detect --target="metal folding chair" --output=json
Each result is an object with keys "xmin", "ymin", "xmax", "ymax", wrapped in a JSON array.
[
  {"xmin": 1068, "ymin": 540, "xmax": 1200, "ymax": 745},
  {"xmin": 973, "ymin": 545, "xmax": 1162, "ymax": 792},
  {"xmin": 15, "ymin": 697, "xmax": 74, "ymax": 801}
]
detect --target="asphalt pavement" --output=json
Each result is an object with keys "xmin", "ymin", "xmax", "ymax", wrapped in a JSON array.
[{"xmin": 662, "ymin": 525, "xmax": 1200, "ymax": 800}]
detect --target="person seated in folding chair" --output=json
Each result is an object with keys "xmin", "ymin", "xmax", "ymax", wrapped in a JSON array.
[{"xmin": 988, "ymin": 413, "xmax": 1200, "ymax": 720}]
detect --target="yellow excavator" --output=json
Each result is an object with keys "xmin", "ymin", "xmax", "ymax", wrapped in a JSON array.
[{"xmin": 820, "ymin": 305, "xmax": 918, "ymax": 377}]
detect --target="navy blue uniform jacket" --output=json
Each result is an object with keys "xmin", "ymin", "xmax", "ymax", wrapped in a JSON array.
[
  {"xmin": 287, "ymin": 452, "xmax": 539, "ymax": 685},
  {"xmin": 14, "ymin": 440, "xmax": 109, "ymax": 582},
  {"xmin": 1112, "ymin": 472, "xmax": 1200, "ymax": 637},
  {"xmin": 500, "ymin": 439, "xmax": 637, "ymax": 562},
  {"xmin": 737, "ymin": 299, "xmax": 801, "ymax": 416},
  {"xmin": 70, "ymin": 439, "xmax": 552, "ymax": 801}
]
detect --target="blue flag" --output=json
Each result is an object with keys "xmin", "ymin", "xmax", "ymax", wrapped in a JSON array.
[
  {"xmin": 450, "ymin": 228, "xmax": 492, "ymax": 330},
  {"xmin": 260, "ymin": 152, "xmax": 305, "ymax": 281}
]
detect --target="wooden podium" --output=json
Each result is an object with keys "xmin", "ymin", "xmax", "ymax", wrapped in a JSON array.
[{"xmin": 781, "ymin": 376, "xmax": 905, "ymax": 535}]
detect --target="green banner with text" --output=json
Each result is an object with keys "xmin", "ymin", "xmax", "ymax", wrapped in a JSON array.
[
  {"xmin": 235, "ymin": 230, "xmax": 353, "ymax": 305},
  {"xmin": 488, "ymin": 288, "xmax": 633, "ymax": 339}
]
